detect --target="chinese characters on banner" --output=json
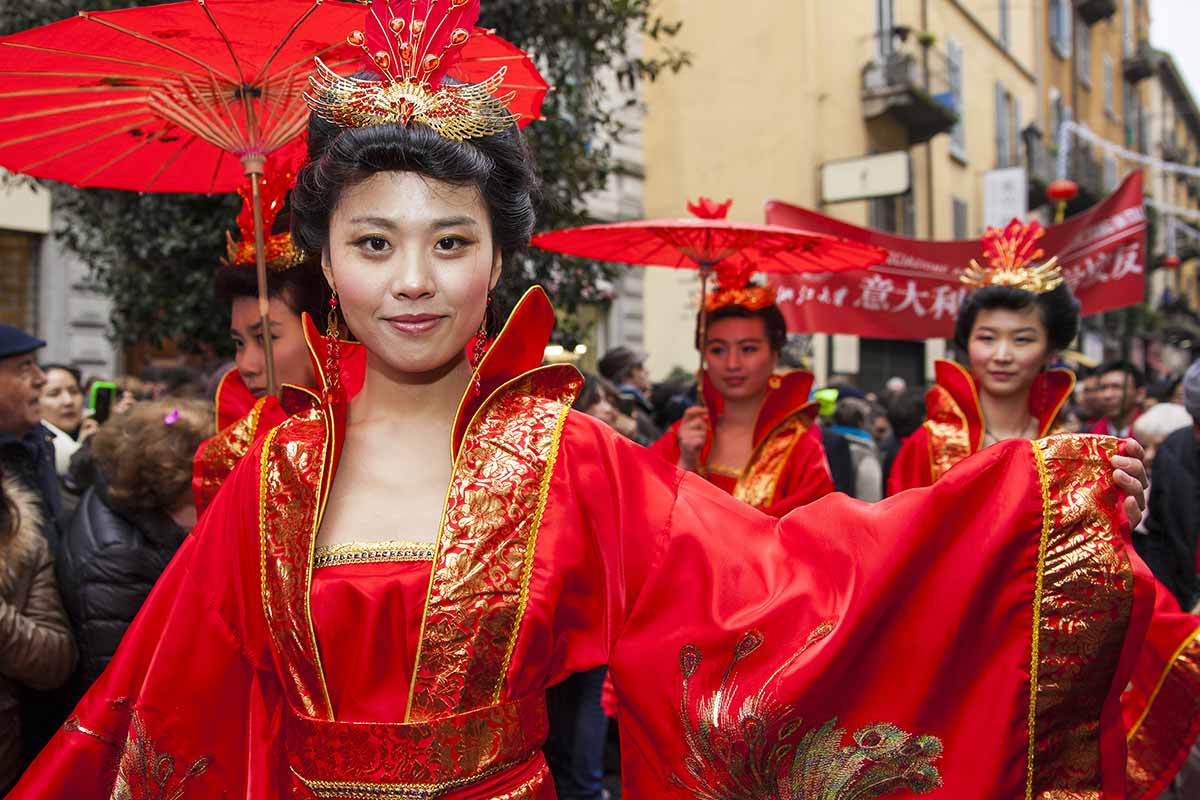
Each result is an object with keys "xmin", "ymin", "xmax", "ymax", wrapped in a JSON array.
[{"xmin": 766, "ymin": 171, "xmax": 1146, "ymax": 340}]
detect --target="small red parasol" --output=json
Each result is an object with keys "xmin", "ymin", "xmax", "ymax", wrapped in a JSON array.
[{"xmin": 532, "ymin": 198, "xmax": 888, "ymax": 372}]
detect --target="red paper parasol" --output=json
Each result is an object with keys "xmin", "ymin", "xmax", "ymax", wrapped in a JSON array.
[
  {"xmin": 0, "ymin": 0, "xmax": 548, "ymax": 192},
  {"xmin": 532, "ymin": 198, "xmax": 887, "ymax": 371},
  {"xmin": 0, "ymin": 0, "xmax": 549, "ymax": 393}
]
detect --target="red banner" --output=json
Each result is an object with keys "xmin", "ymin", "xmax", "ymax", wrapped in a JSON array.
[{"xmin": 766, "ymin": 171, "xmax": 1147, "ymax": 340}]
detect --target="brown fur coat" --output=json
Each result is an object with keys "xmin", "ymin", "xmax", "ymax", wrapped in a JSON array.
[{"xmin": 0, "ymin": 477, "xmax": 76, "ymax": 789}]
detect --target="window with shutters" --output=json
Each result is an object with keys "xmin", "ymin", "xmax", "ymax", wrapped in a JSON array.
[
  {"xmin": 952, "ymin": 198, "xmax": 969, "ymax": 240},
  {"xmin": 1076, "ymin": 22, "xmax": 1091, "ymax": 87},
  {"xmin": 995, "ymin": 82, "xmax": 1013, "ymax": 168},
  {"xmin": 999, "ymin": 0, "xmax": 1010, "ymax": 49},
  {"xmin": 948, "ymin": 38, "xmax": 966, "ymax": 161},
  {"xmin": 1049, "ymin": 0, "xmax": 1071, "ymax": 59}
]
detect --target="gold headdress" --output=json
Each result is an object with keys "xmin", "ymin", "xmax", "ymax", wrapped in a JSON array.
[
  {"xmin": 705, "ymin": 267, "xmax": 778, "ymax": 313},
  {"xmin": 305, "ymin": 0, "xmax": 518, "ymax": 141},
  {"xmin": 961, "ymin": 219, "xmax": 1064, "ymax": 295},
  {"xmin": 224, "ymin": 162, "xmax": 304, "ymax": 271}
]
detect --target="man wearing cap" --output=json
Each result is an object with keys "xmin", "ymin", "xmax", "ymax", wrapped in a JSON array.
[
  {"xmin": 1142, "ymin": 360, "xmax": 1200, "ymax": 610},
  {"xmin": 597, "ymin": 346, "xmax": 661, "ymax": 445},
  {"xmin": 0, "ymin": 325, "xmax": 63, "ymax": 554}
]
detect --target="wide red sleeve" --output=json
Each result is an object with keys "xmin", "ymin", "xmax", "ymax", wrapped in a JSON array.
[
  {"xmin": 8, "ymin": 447, "xmax": 288, "ymax": 797},
  {"xmin": 887, "ymin": 426, "xmax": 933, "ymax": 495},
  {"xmin": 535, "ymin": 421, "xmax": 1153, "ymax": 799}
]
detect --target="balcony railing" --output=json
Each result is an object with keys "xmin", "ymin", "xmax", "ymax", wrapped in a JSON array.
[
  {"xmin": 1075, "ymin": 0, "xmax": 1117, "ymax": 26},
  {"xmin": 861, "ymin": 47, "xmax": 958, "ymax": 145}
]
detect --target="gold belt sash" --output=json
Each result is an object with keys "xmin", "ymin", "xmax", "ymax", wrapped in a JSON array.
[{"xmin": 286, "ymin": 693, "xmax": 549, "ymax": 799}]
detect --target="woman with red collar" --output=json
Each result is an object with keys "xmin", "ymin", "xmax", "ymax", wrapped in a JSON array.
[
  {"xmin": 887, "ymin": 221, "xmax": 1078, "ymax": 495},
  {"xmin": 888, "ymin": 219, "xmax": 1200, "ymax": 798},
  {"xmin": 191, "ymin": 191, "xmax": 365, "ymax": 515},
  {"xmin": 651, "ymin": 282, "xmax": 833, "ymax": 517}
]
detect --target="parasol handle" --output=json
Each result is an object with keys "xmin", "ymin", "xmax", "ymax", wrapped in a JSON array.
[
  {"xmin": 243, "ymin": 154, "xmax": 278, "ymax": 397},
  {"xmin": 695, "ymin": 263, "xmax": 715, "ymax": 411}
]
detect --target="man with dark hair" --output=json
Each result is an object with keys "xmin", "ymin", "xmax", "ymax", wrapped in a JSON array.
[
  {"xmin": 1141, "ymin": 360, "xmax": 1200, "ymax": 609},
  {"xmin": 882, "ymin": 389, "xmax": 927, "ymax": 486},
  {"xmin": 0, "ymin": 325, "xmax": 62, "ymax": 553},
  {"xmin": 1091, "ymin": 360, "xmax": 1146, "ymax": 438},
  {"xmin": 597, "ymin": 346, "xmax": 660, "ymax": 445}
]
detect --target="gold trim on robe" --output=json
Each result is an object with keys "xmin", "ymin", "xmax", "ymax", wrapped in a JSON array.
[
  {"xmin": 1027, "ymin": 436, "xmax": 1134, "ymax": 798},
  {"xmin": 259, "ymin": 407, "xmax": 335, "ymax": 720},
  {"xmin": 407, "ymin": 369, "xmax": 578, "ymax": 721},
  {"xmin": 732, "ymin": 414, "xmax": 809, "ymax": 509},
  {"xmin": 1125, "ymin": 628, "xmax": 1200, "ymax": 796}
]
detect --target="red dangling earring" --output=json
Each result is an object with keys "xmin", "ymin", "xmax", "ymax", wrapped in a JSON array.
[
  {"xmin": 468, "ymin": 299, "xmax": 493, "ymax": 396},
  {"xmin": 324, "ymin": 292, "xmax": 342, "ymax": 405}
]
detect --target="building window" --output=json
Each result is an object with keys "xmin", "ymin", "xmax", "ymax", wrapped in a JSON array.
[
  {"xmin": 875, "ymin": 0, "xmax": 895, "ymax": 60},
  {"xmin": 953, "ymin": 197, "xmax": 969, "ymax": 240},
  {"xmin": 1049, "ymin": 89, "xmax": 1073, "ymax": 154},
  {"xmin": 995, "ymin": 82, "xmax": 1014, "ymax": 168},
  {"xmin": 1049, "ymin": 0, "xmax": 1071, "ymax": 58},
  {"xmin": 1103, "ymin": 56, "xmax": 1115, "ymax": 116},
  {"xmin": 1123, "ymin": 0, "xmax": 1135, "ymax": 57},
  {"xmin": 999, "ymin": 0, "xmax": 1010, "ymax": 48},
  {"xmin": 1075, "ymin": 22, "xmax": 1091, "ymax": 86},
  {"xmin": 1104, "ymin": 153, "xmax": 1119, "ymax": 190},
  {"xmin": 948, "ymin": 38, "xmax": 966, "ymax": 160}
]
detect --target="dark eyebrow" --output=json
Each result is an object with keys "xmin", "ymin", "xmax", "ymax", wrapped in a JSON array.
[{"xmin": 348, "ymin": 215, "xmax": 481, "ymax": 230}]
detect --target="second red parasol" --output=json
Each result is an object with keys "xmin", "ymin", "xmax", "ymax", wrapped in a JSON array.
[{"xmin": 531, "ymin": 197, "xmax": 888, "ymax": 372}]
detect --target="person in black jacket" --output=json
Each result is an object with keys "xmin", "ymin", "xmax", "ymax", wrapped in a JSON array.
[
  {"xmin": 1140, "ymin": 361, "xmax": 1200, "ymax": 611},
  {"xmin": 58, "ymin": 399, "xmax": 212, "ymax": 694}
]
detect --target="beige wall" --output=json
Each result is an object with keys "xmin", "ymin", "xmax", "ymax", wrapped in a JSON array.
[{"xmin": 639, "ymin": 0, "xmax": 1040, "ymax": 381}]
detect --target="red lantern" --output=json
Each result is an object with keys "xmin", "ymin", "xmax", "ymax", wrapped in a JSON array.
[
  {"xmin": 1162, "ymin": 254, "xmax": 1183, "ymax": 269},
  {"xmin": 1047, "ymin": 179, "xmax": 1079, "ymax": 203}
]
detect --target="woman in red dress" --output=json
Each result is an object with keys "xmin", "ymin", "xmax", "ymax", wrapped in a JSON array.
[
  {"xmin": 651, "ymin": 283, "xmax": 834, "ymax": 516},
  {"xmin": 887, "ymin": 219, "xmax": 1200, "ymax": 798},
  {"xmin": 11, "ymin": 4, "xmax": 1153, "ymax": 798},
  {"xmin": 192, "ymin": 190, "xmax": 364, "ymax": 515}
]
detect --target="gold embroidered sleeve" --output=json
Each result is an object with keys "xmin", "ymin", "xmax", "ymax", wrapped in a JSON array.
[{"xmin": 1027, "ymin": 435, "xmax": 1137, "ymax": 798}]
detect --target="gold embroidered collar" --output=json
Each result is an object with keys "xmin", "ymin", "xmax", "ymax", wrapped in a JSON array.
[{"xmin": 313, "ymin": 541, "xmax": 437, "ymax": 569}]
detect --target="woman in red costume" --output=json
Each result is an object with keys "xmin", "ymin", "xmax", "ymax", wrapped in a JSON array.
[
  {"xmin": 651, "ymin": 282, "xmax": 834, "ymax": 516},
  {"xmin": 887, "ymin": 219, "xmax": 1200, "ymax": 798},
  {"xmin": 10, "ymin": 4, "xmax": 1154, "ymax": 798},
  {"xmin": 192, "ymin": 180, "xmax": 363, "ymax": 515}
]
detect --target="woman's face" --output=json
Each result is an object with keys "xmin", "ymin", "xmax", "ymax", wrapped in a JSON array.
[
  {"xmin": 230, "ymin": 294, "xmax": 316, "ymax": 397},
  {"xmin": 324, "ymin": 172, "xmax": 501, "ymax": 380},
  {"xmin": 40, "ymin": 367, "xmax": 84, "ymax": 432},
  {"xmin": 704, "ymin": 317, "xmax": 779, "ymax": 402},
  {"xmin": 967, "ymin": 306, "xmax": 1052, "ymax": 400}
]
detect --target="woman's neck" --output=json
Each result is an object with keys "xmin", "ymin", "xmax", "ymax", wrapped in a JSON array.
[
  {"xmin": 353, "ymin": 351, "xmax": 474, "ymax": 431},
  {"xmin": 718, "ymin": 391, "xmax": 766, "ymax": 429},
  {"xmin": 979, "ymin": 386, "xmax": 1034, "ymax": 439}
]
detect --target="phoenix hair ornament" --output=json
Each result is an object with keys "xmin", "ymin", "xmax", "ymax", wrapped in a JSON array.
[
  {"xmin": 961, "ymin": 218, "xmax": 1065, "ymax": 295},
  {"xmin": 704, "ymin": 267, "xmax": 778, "ymax": 313},
  {"xmin": 305, "ymin": 0, "xmax": 519, "ymax": 141},
  {"xmin": 224, "ymin": 163, "xmax": 305, "ymax": 272}
]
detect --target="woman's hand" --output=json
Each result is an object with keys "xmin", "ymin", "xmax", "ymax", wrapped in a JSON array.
[
  {"xmin": 1112, "ymin": 438, "xmax": 1148, "ymax": 530},
  {"xmin": 677, "ymin": 406, "xmax": 709, "ymax": 472},
  {"xmin": 78, "ymin": 417, "xmax": 100, "ymax": 442}
]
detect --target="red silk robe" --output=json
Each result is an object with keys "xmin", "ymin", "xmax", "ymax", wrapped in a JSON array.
[
  {"xmin": 651, "ymin": 370, "xmax": 834, "ymax": 516},
  {"xmin": 888, "ymin": 358, "xmax": 1200, "ymax": 796},
  {"xmin": 191, "ymin": 351, "xmax": 367, "ymax": 515},
  {"xmin": 12, "ymin": 288, "xmax": 1154, "ymax": 799}
]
